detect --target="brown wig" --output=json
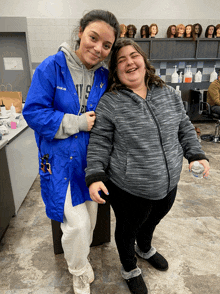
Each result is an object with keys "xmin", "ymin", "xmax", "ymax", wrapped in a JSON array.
[
  {"xmin": 125, "ymin": 24, "xmax": 137, "ymax": 38},
  {"xmin": 205, "ymin": 25, "xmax": 216, "ymax": 38},
  {"xmin": 192, "ymin": 23, "xmax": 203, "ymax": 38},
  {"xmin": 140, "ymin": 25, "xmax": 149, "ymax": 38},
  {"xmin": 175, "ymin": 24, "xmax": 185, "ymax": 37},
  {"xmin": 167, "ymin": 25, "xmax": 176, "ymax": 38},
  {"xmin": 149, "ymin": 23, "xmax": 158, "ymax": 35},
  {"xmin": 107, "ymin": 38, "xmax": 165, "ymax": 93}
]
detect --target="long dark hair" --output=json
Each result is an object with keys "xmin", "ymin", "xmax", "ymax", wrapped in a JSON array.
[
  {"xmin": 205, "ymin": 25, "xmax": 216, "ymax": 38},
  {"xmin": 76, "ymin": 10, "xmax": 120, "ymax": 49},
  {"xmin": 107, "ymin": 38, "xmax": 165, "ymax": 92}
]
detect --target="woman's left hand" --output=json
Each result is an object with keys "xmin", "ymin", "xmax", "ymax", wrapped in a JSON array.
[{"xmin": 189, "ymin": 159, "xmax": 210, "ymax": 178}]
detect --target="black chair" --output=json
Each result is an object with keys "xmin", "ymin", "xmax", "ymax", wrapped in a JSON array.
[
  {"xmin": 199, "ymin": 91, "xmax": 220, "ymax": 143},
  {"xmin": 51, "ymin": 202, "xmax": 111, "ymax": 255}
]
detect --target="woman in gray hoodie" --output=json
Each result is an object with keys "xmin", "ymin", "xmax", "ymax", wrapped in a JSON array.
[{"xmin": 85, "ymin": 38, "xmax": 210, "ymax": 294}]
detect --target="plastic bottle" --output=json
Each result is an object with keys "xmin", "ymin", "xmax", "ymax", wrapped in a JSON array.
[
  {"xmin": 184, "ymin": 65, "xmax": 192, "ymax": 83},
  {"xmin": 175, "ymin": 85, "xmax": 181, "ymax": 97},
  {"xmin": 194, "ymin": 70, "xmax": 202, "ymax": 82},
  {"xmin": 171, "ymin": 65, "xmax": 178, "ymax": 83},
  {"xmin": 1, "ymin": 100, "xmax": 7, "ymax": 116},
  {"xmin": 209, "ymin": 65, "xmax": 217, "ymax": 82},
  {"xmin": 10, "ymin": 103, "xmax": 16, "ymax": 114},
  {"xmin": 178, "ymin": 72, "xmax": 183, "ymax": 83},
  {"xmin": 191, "ymin": 161, "xmax": 204, "ymax": 179}
]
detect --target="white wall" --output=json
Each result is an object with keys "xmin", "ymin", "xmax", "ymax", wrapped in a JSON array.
[
  {"xmin": 1, "ymin": 0, "xmax": 220, "ymax": 64},
  {"xmin": 2, "ymin": 0, "xmax": 220, "ymax": 19}
]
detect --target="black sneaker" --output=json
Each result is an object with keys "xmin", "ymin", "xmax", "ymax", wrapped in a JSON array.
[{"xmin": 125, "ymin": 274, "xmax": 148, "ymax": 294}]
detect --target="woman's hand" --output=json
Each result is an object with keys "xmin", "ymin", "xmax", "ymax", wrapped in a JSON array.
[
  {"xmin": 89, "ymin": 181, "xmax": 109, "ymax": 204},
  {"xmin": 85, "ymin": 111, "xmax": 96, "ymax": 131},
  {"xmin": 189, "ymin": 159, "xmax": 210, "ymax": 178}
]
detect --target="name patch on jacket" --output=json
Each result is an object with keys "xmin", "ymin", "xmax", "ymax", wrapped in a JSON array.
[{"xmin": 57, "ymin": 86, "xmax": 66, "ymax": 91}]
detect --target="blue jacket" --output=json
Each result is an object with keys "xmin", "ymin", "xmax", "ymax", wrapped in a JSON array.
[{"xmin": 23, "ymin": 51, "xmax": 108, "ymax": 222}]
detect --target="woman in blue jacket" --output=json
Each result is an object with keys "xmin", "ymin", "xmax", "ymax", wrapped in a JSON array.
[{"xmin": 23, "ymin": 10, "xmax": 119, "ymax": 294}]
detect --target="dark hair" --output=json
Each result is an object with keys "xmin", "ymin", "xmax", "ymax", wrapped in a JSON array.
[
  {"xmin": 205, "ymin": 25, "xmax": 216, "ymax": 38},
  {"xmin": 140, "ymin": 25, "xmax": 149, "ymax": 38},
  {"xmin": 76, "ymin": 10, "xmax": 120, "ymax": 49},
  {"xmin": 125, "ymin": 24, "xmax": 137, "ymax": 38},
  {"xmin": 192, "ymin": 23, "xmax": 203, "ymax": 38},
  {"xmin": 167, "ymin": 25, "xmax": 176, "ymax": 38},
  {"xmin": 107, "ymin": 38, "xmax": 165, "ymax": 92}
]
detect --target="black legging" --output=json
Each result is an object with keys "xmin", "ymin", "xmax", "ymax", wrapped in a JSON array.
[{"xmin": 102, "ymin": 180, "xmax": 177, "ymax": 272}]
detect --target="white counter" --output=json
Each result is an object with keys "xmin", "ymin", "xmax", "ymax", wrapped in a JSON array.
[{"xmin": 0, "ymin": 119, "xmax": 38, "ymax": 214}]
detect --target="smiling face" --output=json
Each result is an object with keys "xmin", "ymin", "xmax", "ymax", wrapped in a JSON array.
[
  {"xmin": 76, "ymin": 20, "xmax": 115, "ymax": 69},
  {"xmin": 116, "ymin": 45, "xmax": 146, "ymax": 91}
]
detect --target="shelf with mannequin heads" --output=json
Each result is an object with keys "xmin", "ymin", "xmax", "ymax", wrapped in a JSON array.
[{"xmin": 134, "ymin": 37, "xmax": 220, "ymax": 61}]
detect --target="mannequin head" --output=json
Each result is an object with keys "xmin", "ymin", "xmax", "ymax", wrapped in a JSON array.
[
  {"xmin": 184, "ymin": 25, "xmax": 193, "ymax": 38},
  {"xmin": 149, "ymin": 23, "xmax": 158, "ymax": 37},
  {"xmin": 167, "ymin": 25, "xmax": 176, "ymax": 38},
  {"xmin": 192, "ymin": 23, "xmax": 202, "ymax": 38},
  {"xmin": 176, "ymin": 24, "xmax": 185, "ymax": 38},
  {"xmin": 126, "ymin": 24, "xmax": 137, "ymax": 38},
  {"xmin": 140, "ymin": 25, "xmax": 149, "ymax": 38},
  {"xmin": 205, "ymin": 25, "xmax": 215, "ymax": 38},
  {"xmin": 119, "ymin": 24, "xmax": 127, "ymax": 38},
  {"xmin": 215, "ymin": 24, "xmax": 220, "ymax": 38}
]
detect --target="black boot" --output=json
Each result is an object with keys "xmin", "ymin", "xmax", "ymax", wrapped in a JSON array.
[
  {"xmin": 125, "ymin": 274, "xmax": 148, "ymax": 294},
  {"xmin": 136, "ymin": 245, "xmax": 168, "ymax": 271},
  {"xmin": 121, "ymin": 266, "xmax": 148, "ymax": 294}
]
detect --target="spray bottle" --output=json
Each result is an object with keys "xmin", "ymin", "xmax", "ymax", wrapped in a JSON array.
[
  {"xmin": 175, "ymin": 85, "xmax": 181, "ymax": 97},
  {"xmin": 209, "ymin": 65, "xmax": 218, "ymax": 82},
  {"xmin": 171, "ymin": 65, "xmax": 179, "ymax": 83}
]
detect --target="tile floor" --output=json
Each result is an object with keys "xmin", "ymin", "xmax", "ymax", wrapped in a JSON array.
[{"xmin": 0, "ymin": 122, "xmax": 220, "ymax": 294}]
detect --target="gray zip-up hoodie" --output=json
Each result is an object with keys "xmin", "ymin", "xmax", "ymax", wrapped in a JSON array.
[
  {"xmin": 85, "ymin": 85, "xmax": 208, "ymax": 200},
  {"xmin": 55, "ymin": 42, "xmax": 104, "ymax": 139}
]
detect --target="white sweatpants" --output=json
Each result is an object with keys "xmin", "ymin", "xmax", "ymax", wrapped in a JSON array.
[{"xmin": 60, "ymin": 184, "xmax": 98, "ymax": 276}]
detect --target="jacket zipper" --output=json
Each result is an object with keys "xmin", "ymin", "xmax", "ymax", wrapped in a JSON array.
[{"xmin": 145, "ymin": 100, "xmax": 171, "ymax": 194}]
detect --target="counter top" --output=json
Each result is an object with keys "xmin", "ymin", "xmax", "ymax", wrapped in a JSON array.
[{"xmin": 0, "ymin": 119, "xmax": 28, "ymax": 149}]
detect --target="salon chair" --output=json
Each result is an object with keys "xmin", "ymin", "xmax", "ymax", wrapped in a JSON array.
[{"xmin": 199, "ymin": 92, "xmax": 220, "ymax": 143}]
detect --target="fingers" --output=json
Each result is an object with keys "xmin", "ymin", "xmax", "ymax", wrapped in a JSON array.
[
  {"xmin": 89, "ymin": 181, "xmax": 109, "ymax": 204},
  {"xmin": 87, "ymin": 111, "xmax": 96, "ymax": 117},
  {"xmin": 85, "ymin": 111, "xmax": 96, "ymax": 131},
  {"xmin": 189, "ymin": 160, "xmax": 210, "ymax": 179}
]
